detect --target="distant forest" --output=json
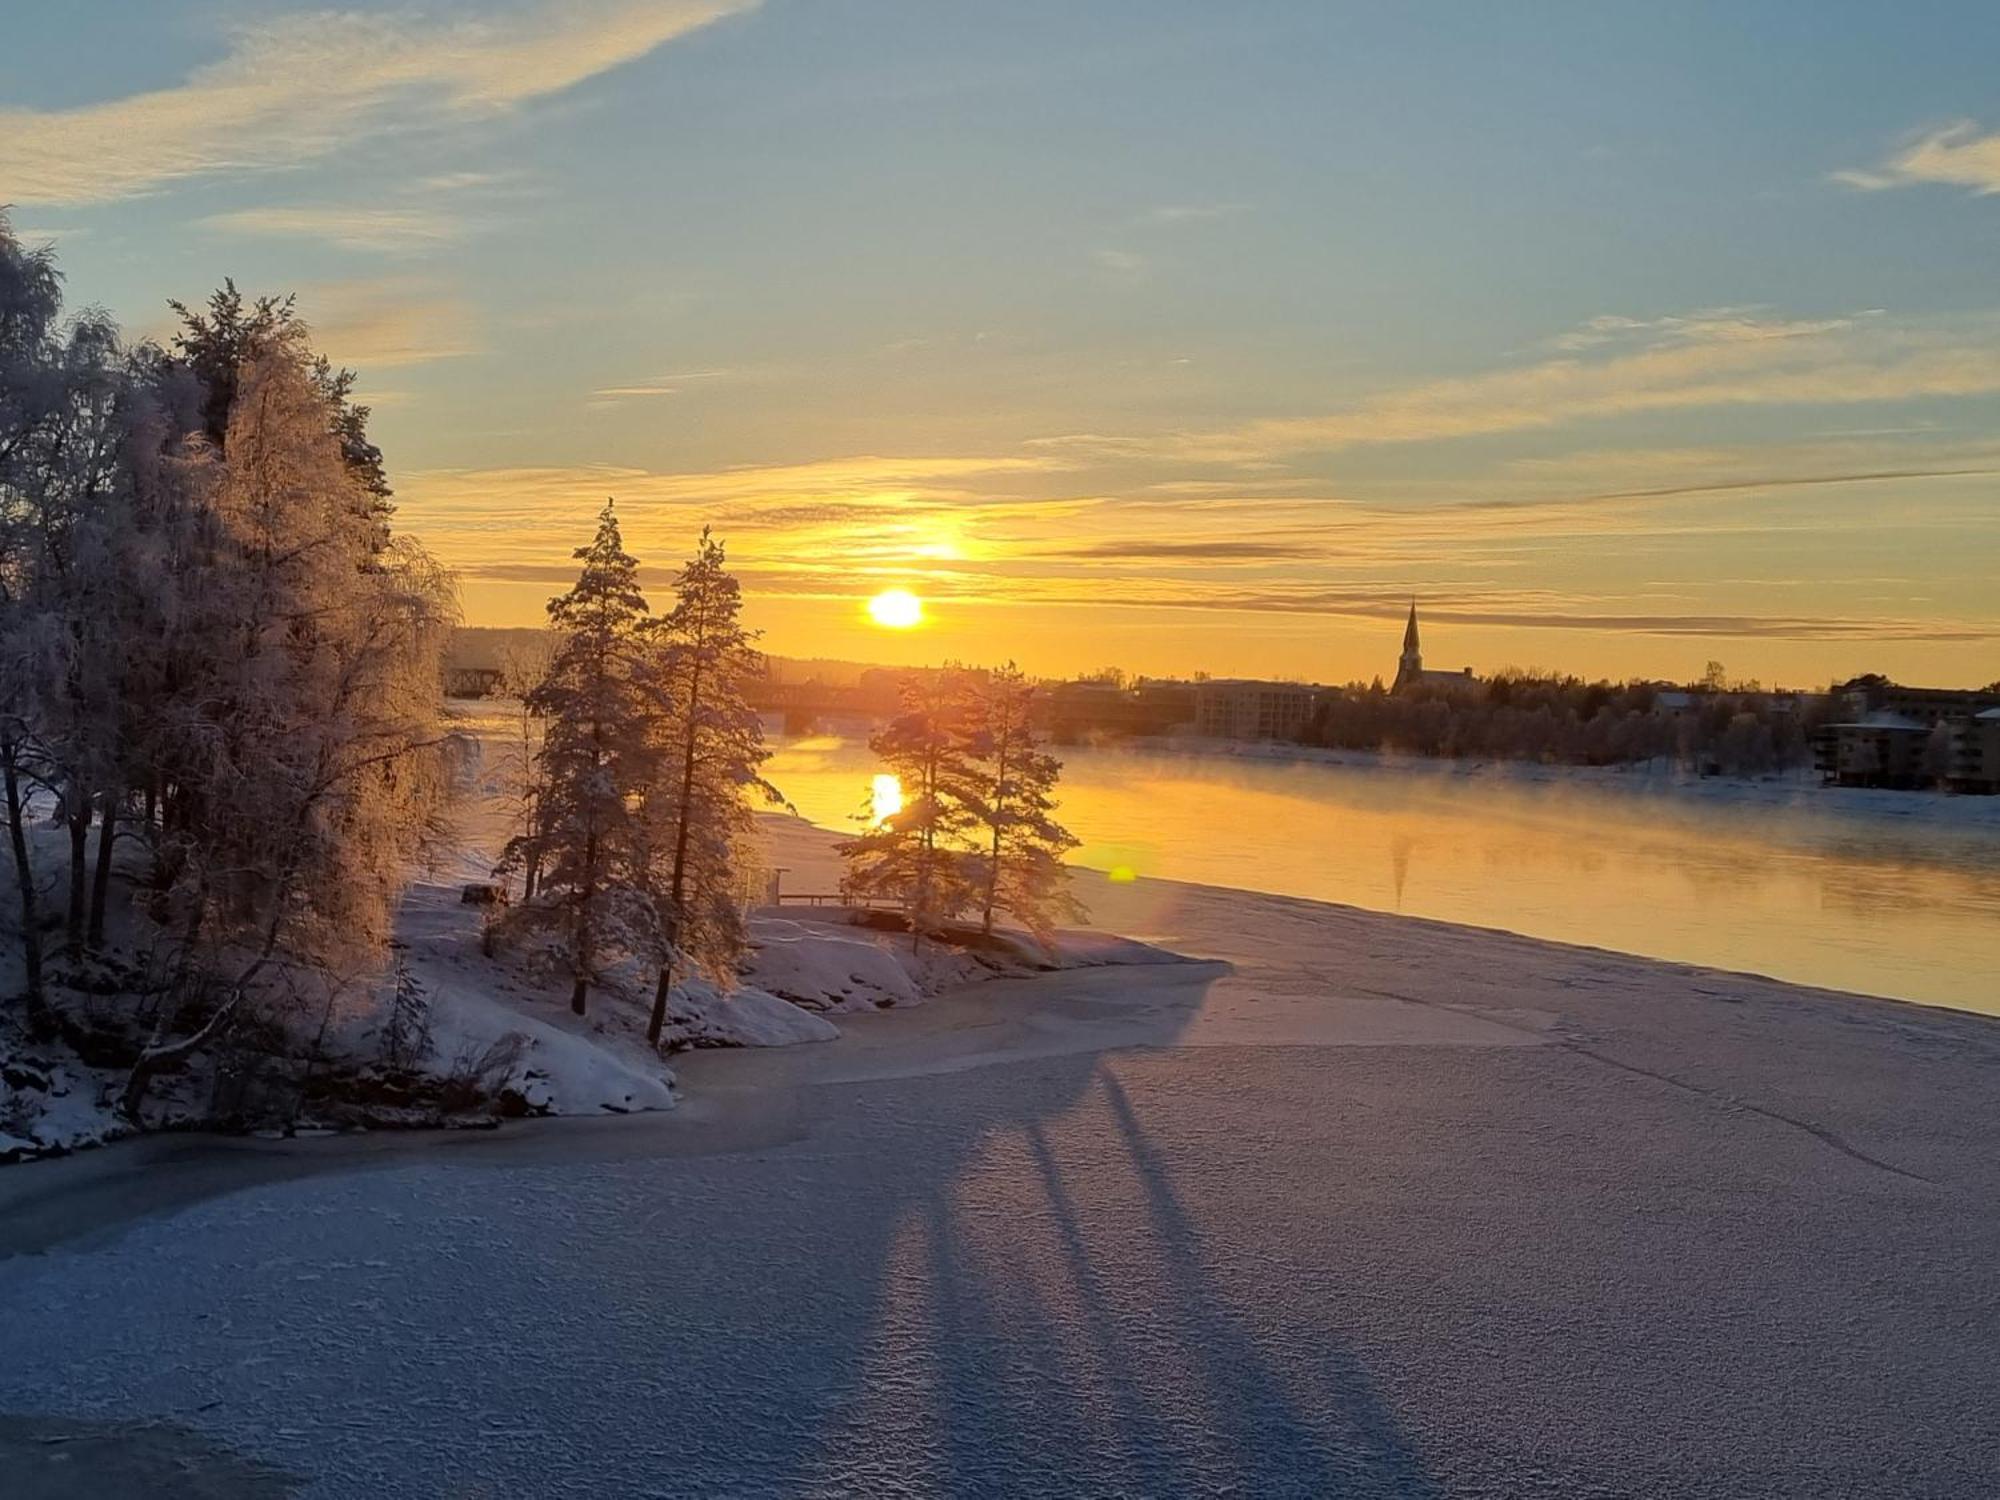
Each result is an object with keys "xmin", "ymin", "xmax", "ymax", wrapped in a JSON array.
[{"xmin": 1300, "ymin": 668, "xmax": 1829, "ymax": 776}]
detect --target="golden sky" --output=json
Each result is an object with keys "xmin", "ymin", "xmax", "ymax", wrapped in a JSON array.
[{"xmin": 7, "ymin": 2, "xmax": 1999, "ymax": 687}]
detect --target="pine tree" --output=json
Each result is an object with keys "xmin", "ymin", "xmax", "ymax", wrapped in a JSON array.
[
  {"xmin": 497, "ymin": 501, "xmax": 656, "ymax": 1015},
  {"xmin": 962, "ymin": 663, "xmax": 1081, "ymax": 946},
  {"xmin": 378, "ymin": 957, "xmax": 434, "ymax": 1073},
  {"xmin": 838, "ymin": 668, "xmax": 979, "ymax": 952},
  {"xmin": 638, "ymin": 529, "xmax": 780, "ymax": 1046}
]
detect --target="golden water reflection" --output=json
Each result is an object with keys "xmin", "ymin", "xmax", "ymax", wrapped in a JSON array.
[{"xmin": 767, "ymin": 734, "xmax": 2000, "ymax": 1016}]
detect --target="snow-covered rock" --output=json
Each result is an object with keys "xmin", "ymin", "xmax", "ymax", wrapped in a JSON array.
[
  {"xmin": 742, "ymin": 916, "xmax": 927, "ymax": 1012},
  {"xmin": 0, "ymin": 1037, "xmax": 125, "ymax": 1164},
  {"xmin": 669, "ymin": 980, "xmax": 841, "ymax": 1047}
]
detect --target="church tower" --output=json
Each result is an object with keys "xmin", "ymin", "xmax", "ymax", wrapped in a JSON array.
[{"xmin": 1395, "ymin": 601, "xmax": 1422, "ymax": 692}]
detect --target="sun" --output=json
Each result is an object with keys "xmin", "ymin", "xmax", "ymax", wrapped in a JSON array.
[{"xmin": 866, "ymin": 588, "xmax": 924, "ymax": 629}]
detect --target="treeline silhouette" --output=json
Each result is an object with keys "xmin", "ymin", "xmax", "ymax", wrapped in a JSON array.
[{"xmin": 1300, "ymin": 670, "xmax": 1829, "ymax": 776}]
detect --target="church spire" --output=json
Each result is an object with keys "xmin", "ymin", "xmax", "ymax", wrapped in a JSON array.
[{"xmin": 1394, "ymin": 599, "xmax": 1424, "ymax": 693}]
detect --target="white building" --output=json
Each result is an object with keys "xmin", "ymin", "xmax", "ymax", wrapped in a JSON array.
[{"xmin": 1193, "ymin": 679, "xmax": 1316, "ymax": 741}]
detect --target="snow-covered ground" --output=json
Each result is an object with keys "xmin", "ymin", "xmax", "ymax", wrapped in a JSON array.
[
  {"xmin": 1, "ymin": 707, "xmax": 1177, "ymax": 1163},
  {"xmin": 3, "ymin": 852, "xmax": 1998, "ymax": 1497}
]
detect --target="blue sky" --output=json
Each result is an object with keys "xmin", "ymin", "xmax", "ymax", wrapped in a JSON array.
[{"xmin": 5, "ymin": 1, "xmax": 1999, "ymax": 684}]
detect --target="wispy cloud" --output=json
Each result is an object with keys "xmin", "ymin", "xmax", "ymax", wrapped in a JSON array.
[
  {"xmin": 1498, "ymin": 435, "xmax": 2000, "ymax": 507},
  {"xmin": 303, "ymin": 279, "xmax": 479, "ymax": 369},
  {"xmin": 1548, "ymin": 308, "xmax": 1860, "ymax": 353},
  {"xmin": 8, "ymin": 224, "xmax": 88, "ymax": 245},
  {"xmin": 1042, "ymin": 538, "xmax": 1327, "ymax": 563},
  {"xmin": 402, "ymin": 454, "xmax": 1071, "ymax": 519},
  {"xmin": 1145, "ymin": 202, "xmax": 1248, "ymax": 224},
  {"xmin": 1092, "ymin": 248, "xmax": 1147, "ymax": 275},
  {"xmin": 0, "ymin": 0, "xmax": 758, "ymax": 205},
  {"xmin": 201, "ymin": 205, "xmax": 464, "ymax": 253},
  {"xmin": 444, "ymin": 554, "xmax": 1998, "ymax": 644},
  {"xmin": 1834, "ymin": 121, "xmax": 2000, "ymax": 195},
  {"xmin": 589, "ymin": 370, "xmax": 736, "ymax": 401},
  {"xmin": 1061, "ymin": 310, "xmax": 2000, "ymax": 462}
]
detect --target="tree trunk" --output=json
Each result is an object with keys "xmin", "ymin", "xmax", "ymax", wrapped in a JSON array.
[
  {"xmin": 571, "ymin": 824, "xmax": 598, "ymax": 1017},
  {"xmin": 4, "ymin": 740, "xmax": 47, "ymax": 1017},
  {"xmin": 64, "ymin": 789, "xmax": 90, "ymax": 958},
  {"xmin": 88, "ymin": 788, "xmax": 118, "ymax": 948},
  {"xmin": 646, "ymin": 961, "xmax": 673, "ymax": 1048},
  {"xmin": 982, "ymin": 730, "xmax": 1010, "ymax": 936},
  {"xmin": 650, "ymin": 659, "xmax": 703, "ymax": 1048}
]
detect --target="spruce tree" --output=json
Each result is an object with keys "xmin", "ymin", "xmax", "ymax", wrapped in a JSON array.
[
  {"xmin": 838, "ymin": 667, "xmax": 979, "ymax": 952},
  {"xmin": 962, "ymin": 663, "xmax": 1081, "ymax": 946},
  {"xmin": 498, "ymin": 501, "xmax": 656, "ymax": 1015},
  {"xmin": 638, "ymin": 528, "xmax": 780, "ymax": 1046}
]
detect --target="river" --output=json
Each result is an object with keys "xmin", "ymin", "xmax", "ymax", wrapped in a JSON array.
[{"xmin": 764, "ymin": 730, "xmax": 2000, "ymax": 1016}]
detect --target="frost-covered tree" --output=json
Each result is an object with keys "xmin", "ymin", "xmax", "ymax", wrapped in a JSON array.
[
  {"xmin": 496, "ymin": 633, "xmax": 558, "ymax": 897},
  {"xmin": 0, "ymin": 217, "xmax": 154, "ymax": 975},
  {"xmin": 168, "ymin": 282, "xmax": 393, "ymax": 546},
  {"xmin": 497, "ymin": 502, "xmax": 656, "ymax": 1015},
  {"xmin": 122, "ymin": 347, "xmax": 457, "ymax": 1114},
  {"xmin": 637, "ymin": 528, "xmax": 780, "ymax": 1046},
  {"xmin": 839, "ymin": 668, "xmax": 979, "ymax": 952},
  {"xmin": 961, "ymin": 663, "xmax": 1080, "ymax": 945},
  {"xmin": 0, "ymin": 213, "xmax": 67, "ymax": 1013},
  {"xmin": 1, "ymin": 220, "xmax": 457, "ymax": 1111}
]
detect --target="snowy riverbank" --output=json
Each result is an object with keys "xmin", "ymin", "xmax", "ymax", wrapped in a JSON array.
[{"xmin": 1, "ymin": 727, "xmax": 1181, "ymax": 1166}]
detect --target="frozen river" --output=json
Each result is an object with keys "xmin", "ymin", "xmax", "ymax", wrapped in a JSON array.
[
  {"xmin": 5, "ymin": 835, "xmax": 1999, "ymax": 1497},
  {"xmin": 767, "ymin": 731, "xmax": 2000, "ymax": 1015}
]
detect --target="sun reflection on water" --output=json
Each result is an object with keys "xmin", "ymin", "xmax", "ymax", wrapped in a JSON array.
[{"xmin": 870, "ymin": 773, "xmax": 904, "ymax": 826}]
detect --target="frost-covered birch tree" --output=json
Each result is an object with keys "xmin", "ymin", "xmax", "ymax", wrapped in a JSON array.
[
  {"xmin": 0, "ymin": 213, "xmax": 68, "ymax": 1015},
  {"xmin": 2, "ymin": 224, "xmax": 458, "ymax": 1112},
  {"xmin": 122, "ymin": 347, "xmax": 457, "ymax": 1114}
]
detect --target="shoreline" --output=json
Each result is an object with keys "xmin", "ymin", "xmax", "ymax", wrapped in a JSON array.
[
  {"xmin": 784, "ymin": 706, "xmax": 2000, "ymax": 834},
  {"xmin": 9, "ymin": 837, "xmax": 1996, "ymax": 1259},
  {"xmin": 8, "ymin": 791, "xmax": 1993, "ymax": 1183}
]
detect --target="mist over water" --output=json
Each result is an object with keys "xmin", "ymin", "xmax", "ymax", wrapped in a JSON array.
[{"xmin": 766, "ymin": 729, "xmax": 2000, "ymax": 1016}]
